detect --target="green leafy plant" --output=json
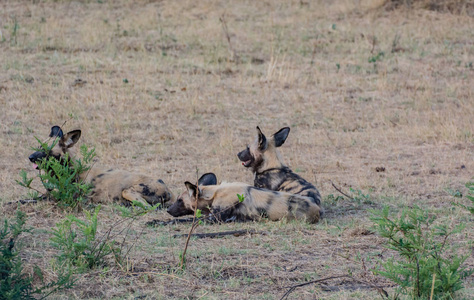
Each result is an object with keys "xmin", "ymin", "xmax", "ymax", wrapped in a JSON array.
[
  {"xmin": 368, "ymin": 51, "xmax": 384, "ymax": 64},
  {"xmin": 1, "ymin": 209, "xmax": 73, "ymax": 300},
  {"xmin": 237, "ymin": 194, "xmax": 245, "ymax": 203},
  {"xmin": 446, "ymin": 188, "xmax": 463, "ymax": 198},
  {"xmin": 370, "ymin": 206, "xmax": 472, "ymax": 299},
  {"xmin": 325, "ymin": 194, "xmax": 345, "ymax": 205},
  {"xmin": 368, "ymin": 51, "xmax": 384, "ymax": 72},
  {"xmin": 10, "ymin": 17, "xmax": 19, "ymax": 46},
  {"xmin": 454, "ymin": 182, "xmax": 474, "ymax": 214},
  {"xmin": 16, "ymin": 170, "xmax": 40, "ymax": 201},
  {"xmin": 17, "ymin": 137, "xmax": 96, "ymax": 210},
  {"xmin": 114, "ymin": 201, "xmax": 161, "ymax": 218},
  {"xmin": 50, "ymin": 205, "xmax": 118, "ymax": 272},
  {"xmin": 349, "ymin": 188, "xmax": 373, "ymax": 205},
  {"xmin": 0, "ymin": 209, "xmax": 33, "ymax": 299},
  {"xmin": 51, "ymin": 203, "xmax": 157, "ymax": 274}
]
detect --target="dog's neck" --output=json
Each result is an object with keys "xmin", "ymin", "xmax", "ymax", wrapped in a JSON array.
[
  {"xmin": 61, "ymin": 148, "xmax": 100, "ymax": 183},
  {"xmin": 254, "ymin": 147, "xmax": 286, "ymax": 174},
  {"xmin": 77, "ymin": 163, "xmax": 100, "ymax": 183},
  {"xmin": 255, "ymin": 166, "xmax": 291, "ymax": 176}
]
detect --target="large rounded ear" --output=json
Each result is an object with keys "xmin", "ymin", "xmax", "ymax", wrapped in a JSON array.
[
  {"xmin": 185, "ymin": 181, "xmax": 199, "ymax": 199},
  {"xmin": 60, "ymin": 130, "xmax": 81, "ymax": 148},
  {"xmin": 198, "ymin": 173, "xmax": 217, "ymax": 186},
  {"xmin": 49, "ymin": 126, "xmax": 64, "ymax": 138},
  {"xmin": 273, "ymin": 127, "xmax": 290, "ymax": 147},
  {"xmin": 256, "ymin": 126, "xmax": 267, "ymax": 150}
]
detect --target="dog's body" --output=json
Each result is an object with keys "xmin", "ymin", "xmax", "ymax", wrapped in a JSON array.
[
  {"xmin": 80, "ymin": 167, "xmax": 173, "ymax": 206},
  {"xmin": 29, "ymin": 126, "xmax": 174, "ymax": 207},
  {"xmin": 237, "ymin": 127, "xmax": 323, "ymax": 216},
  {"xmin": 167, "ymin": 173, "xmax": 320, "ymax": 223}
]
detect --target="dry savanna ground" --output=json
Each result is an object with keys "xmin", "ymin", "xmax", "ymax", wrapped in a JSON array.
[{"xmin": 1, "ymin": 0, "xmax": 473, "ymax": 299}]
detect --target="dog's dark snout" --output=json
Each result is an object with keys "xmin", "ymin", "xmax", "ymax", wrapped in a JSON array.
[
  {"xmin": 166, "ymin": 207, "xmax": 177, "ymax": 217},
  {"xmin": 29, "ymin": 151, "xmax": 47, "ymax": 163},
  {"xmin": 237, "ymin": 149, "xmax": 250, "ymax": 161}
]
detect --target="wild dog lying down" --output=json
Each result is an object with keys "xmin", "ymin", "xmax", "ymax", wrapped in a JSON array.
[
  {"xmin": 28, "ymin": 126, "xmax": 174, "ymax": 207},
  {"xmin": 167, "ymin": 173, "xmax": 320, "ymax": 223},
  {"xmin": 237, "ymin": 126, "xmax": 323, "ymax": 216}
]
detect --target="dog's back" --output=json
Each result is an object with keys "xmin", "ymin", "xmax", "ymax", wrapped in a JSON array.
[
  {"xmin": 254, "ymin": 167, "xmax": 322, "ymax": 207},
  {"xmin": 219, "ymin": 184, "xmax": 320, "ymax": 223},
  {"xmin": 84, "ymin": 167, "xmax": 173, "ymax": 206}
]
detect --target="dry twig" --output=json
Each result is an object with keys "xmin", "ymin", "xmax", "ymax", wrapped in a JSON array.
[
  {"xmin": 330, "ymin": 180, "xmax": 353, "ymax": 200},
  {"xmin": 219, "ymin": 14, "xmax": 238, "ymax": 62},
  {"xmin": 280, "ymin": 274, "xmax": 388, "ymax": 300},
  {"xmin": 280, "ymin": 275, "xmax": 350, "ymax": 300},
  {"xmin": 172, "ymin": 229, "xmax": 267, "ymax": 239},
  {"xmin": 179, "ymin": 169, "xmax": 201, "ymax": 268},
  {"xmin": 127, "ymin": 271, "xmax": 190, "ymax": 283},
  {"xmin": 5, "ymin": 199, "xmax": 39, "ymax": 205}
]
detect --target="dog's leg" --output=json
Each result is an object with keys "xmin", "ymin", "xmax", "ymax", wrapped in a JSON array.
[{"xmin": 121, "ymin": 188, "xmax": 151, "ymax": 207}]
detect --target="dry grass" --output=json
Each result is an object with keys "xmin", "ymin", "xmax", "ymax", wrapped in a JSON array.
[{"xmin": 1, "ymin": 0, "xmax": 473, "ymax": 299}]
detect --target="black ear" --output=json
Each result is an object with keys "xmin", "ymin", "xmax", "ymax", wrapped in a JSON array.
[
  {"xmin": 185, "ymin": 181, "xmax": 199, "ymax": 199},
  {"xmin": 61, "ymin": 130, "xmax": 81, "ymax": 148},
  {"xmin": 256, "ymin": 126, "xmax": 267, "ymax": 150},
  {"xmin": 273, "ymin": 127, "xmax": 290, "ymax": 147},
  {"xmin": 50, "ymin": 126, "xmax": 64, "ymax": 138},
  {"xmin": 198, "ymin": 173, "xmax": 217, "ymax": 186}
]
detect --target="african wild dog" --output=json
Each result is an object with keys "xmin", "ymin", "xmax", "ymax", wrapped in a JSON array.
[
  {"xmin": 167, "ymin": 173, "xmax": 321, "ymax": 223},
  {"xmin": 28, "ymin": 126, "xmax": 174, "ymax": 207},
  {"xmin": 237, "ymin": 126, "xmax": 323, "ymax": 216}
]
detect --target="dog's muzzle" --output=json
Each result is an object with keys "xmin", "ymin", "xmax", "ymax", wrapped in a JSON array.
[
  {"xmin": 237, "ymin": 149, "xmax": 253, "ymax": 167},
  {"xmin": 29, "ymin": 151, "xmax": 47, "ymax": 169}
]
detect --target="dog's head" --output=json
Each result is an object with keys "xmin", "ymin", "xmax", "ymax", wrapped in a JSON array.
[
  {"xmin": 167, "ymin": 173, "xmax": 217, "ymax": 217},
  {"xmin": 28, "ymin": 126, "xmax": 81, "ymax": 170},
  {"xmin": 237, "ymin": 126, "xmax": 290, "ymax": 173}
]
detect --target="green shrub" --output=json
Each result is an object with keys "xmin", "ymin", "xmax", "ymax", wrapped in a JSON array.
[
  {"xmin": 0, "ymin": 209, "xmax": 32, "ymax": 299},
  {"xmin": 17, "ymin": 137, "xmax": 96, "ymax": 210},
  {"xmin": 51, "ymin": 203, "xmax": 159, "ymax": 273},
  {"xmin": 370, "ymin": 206, "xmax": 472, "ymax": 299},
  {"xmin": 50, "ymin": 205, "xmax": 118, "ymax": 272},
  {"xmin": 1, "ymin": 209, "xmax": 73, "ymax": 300},
  {"xmin": 454, "ymin": 182, "xmax": 474, "ymax": 214}
]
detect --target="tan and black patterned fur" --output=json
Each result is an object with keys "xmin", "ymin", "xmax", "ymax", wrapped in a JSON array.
[
  {"xmin": 167, "ymin": 173, "xmax": 320, "ymax": 223},
  {"xmin": 28, "ymin": 126, "xmax": 174, "ymax": 207},
  {"xmin": 237, "ymin": 127, "xmax": 323, "ymax": 217}
]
